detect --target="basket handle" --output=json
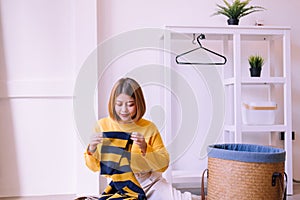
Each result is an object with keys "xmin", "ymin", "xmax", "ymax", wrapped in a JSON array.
[
  {"xmin": 201, "ymin": 169, "xmax": 208, "ymax": 200},
  {"xmin": 282, "ymin": 172, "xmax": 287, "ymax": 200},
  {"xmin": 272, "ymin": 172, "xmax": 287, "ymax": 200}
]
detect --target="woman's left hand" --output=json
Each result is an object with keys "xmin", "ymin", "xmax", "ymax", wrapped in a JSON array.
[{"xmin": 131, "ymin": 132, "xmax": 147, "ymax": 156}]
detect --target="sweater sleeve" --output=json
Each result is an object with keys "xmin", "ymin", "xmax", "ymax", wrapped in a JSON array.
[
  {"xmin": 84, "ymin": 145, "xmax": 101, "ymax": 172},
  {"xmin": 84, "ymin": 121, "xmax": 103, "ymax": 172},
  {"xmin": 130, "ymin": 132, "xmax": 170, "ymax": 173},
  {"xmin": 143, "ymin": 132, "xmax": 170, "ymax": 172}
]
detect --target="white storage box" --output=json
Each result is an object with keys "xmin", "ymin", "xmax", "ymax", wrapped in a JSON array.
[{"xmin": 242, "ymin": 101, "xmax": 277, "ymax": 125}]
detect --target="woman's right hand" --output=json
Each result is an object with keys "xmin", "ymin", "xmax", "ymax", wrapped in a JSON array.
[{"xmin": 88, "ymin": 132, "xmax": 103, "ymax": 153}]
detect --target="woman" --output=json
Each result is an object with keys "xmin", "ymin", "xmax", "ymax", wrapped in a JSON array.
[{"xmin": 84, "ymin": 77, "xmax": 200, "ymax": 200}]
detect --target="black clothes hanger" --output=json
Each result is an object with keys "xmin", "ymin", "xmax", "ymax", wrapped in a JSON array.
[{"xmin": 175, "ymin": 34, "xmax": 227, "ymax": 65}]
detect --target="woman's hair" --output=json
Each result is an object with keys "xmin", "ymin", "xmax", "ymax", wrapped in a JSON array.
[{"xmin": 108, "ymin": 77, "xmax": 146, "ymax": 122}]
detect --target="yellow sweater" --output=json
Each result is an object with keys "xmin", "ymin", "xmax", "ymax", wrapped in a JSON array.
[{"xmin": 84, "ymin": 117, "xmax": 170, "ymax": 174}]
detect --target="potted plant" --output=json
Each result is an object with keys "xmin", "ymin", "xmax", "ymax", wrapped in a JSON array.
[
  {"xmin": 212, "ymin": 0, "xmax": 265, "ymax": 25},
  {"xmin": 248, "ymin": 54, "xmax": 264, "ymax": 77}
]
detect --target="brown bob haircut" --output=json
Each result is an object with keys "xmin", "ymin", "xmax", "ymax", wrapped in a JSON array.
[{"xmin": 108, "ymin": 77, "xmax": 146, "ymax": 122}]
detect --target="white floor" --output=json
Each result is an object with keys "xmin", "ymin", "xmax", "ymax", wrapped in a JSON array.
[
  {"xmin": 0, "ymin": 194, "xmax": 75, "ymax": 200},
  {"xmin": 288, "ymin": 183, "xmax": 300, "ymax": 200},
  {"xmin": 0, "ymin": 183, "xmax": 299, "ymax": 200}
]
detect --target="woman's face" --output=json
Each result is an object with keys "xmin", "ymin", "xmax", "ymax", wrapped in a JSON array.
[{"xmin": 115, "ymin": 93, "xmax": 137, "ymax": 123}]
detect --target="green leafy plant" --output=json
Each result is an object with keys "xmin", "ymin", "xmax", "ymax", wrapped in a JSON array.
[
  {"xmin": 212, "ymin": 0, "xmax": 265, "ymax": 25},
  {"xmin": 248, "ymin": 54, "xmax": 264, "ymax": 68}
]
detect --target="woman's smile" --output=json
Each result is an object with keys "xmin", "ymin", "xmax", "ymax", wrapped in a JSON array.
[{"xmin": 115, "ymin": 93, "xmax": 137, "ymax": 123}]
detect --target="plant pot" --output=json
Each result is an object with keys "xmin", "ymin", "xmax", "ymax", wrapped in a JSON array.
[
  {"xmin": 249, "ymin": 67, "xmax": 262, "ymax": 77},
  {"xmin": 227, "ymin": 18, "xmax": 239, "ymax": 25}
]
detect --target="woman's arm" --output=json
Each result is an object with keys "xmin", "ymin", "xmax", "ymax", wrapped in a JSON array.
[
  {"xmin": 84, "ymin": 133, "xmax": 103, "ymax": 172},
  {"xmin": 84, "ymin": 148, "xmax": 100, "ymax": 172},
  {"xmin": 143, "ymin": 132, "xmax": 170, "ymax": 172},
  {"xmin": 131, "ymin": 131, "xmax": 170, "ymax": 173}
]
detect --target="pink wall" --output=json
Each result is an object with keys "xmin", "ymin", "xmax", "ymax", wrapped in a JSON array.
[
  {"xmin": 0, "ymin": 0, "xmax": 299, "ymax": 197},
  {"xmin": 97, "ymin": 0, "xmax": 300, "ymax": 181},
  {"xmin": 0, "ymin": 0, "xmax": 97, "ymax": 197}
]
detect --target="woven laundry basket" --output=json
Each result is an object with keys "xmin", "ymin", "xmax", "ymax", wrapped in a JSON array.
[{"xmin": 203, "ymin": 144, "xmax": 286, "ymax": 200}]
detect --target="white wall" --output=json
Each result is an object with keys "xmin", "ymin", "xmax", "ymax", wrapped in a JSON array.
[
  {"xmin": 1, "ymin": 0, "xmax": 300, "ymax": 198},
  {"xmin": 97, "ymin": 0, "xmax": 300, "ymax": 180},
  {"xmin": 0, "ymin": 0, "xmax": 98, "ymax": 197},
  {"xmin": 74, "ymin": 0, "xmax": 99, "ymax": 196}
]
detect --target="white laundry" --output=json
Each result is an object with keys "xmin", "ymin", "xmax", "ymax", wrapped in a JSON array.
[{"xmin": 136, "ymin": 171, "xmax": 200, "ymax": 200}]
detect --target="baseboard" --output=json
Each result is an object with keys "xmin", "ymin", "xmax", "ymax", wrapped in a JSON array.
[
  {"xmin": 0, "ymin": 194, "xmax": 75, "ymax": 200},
  {"xmin": 173, "ymin": 182, "xmax": 205, "ymax": 196}
]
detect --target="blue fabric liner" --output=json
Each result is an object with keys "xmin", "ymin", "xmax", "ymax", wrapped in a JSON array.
[{"xmin": 207, "ymin": 143, "xmax": 285, "ymax": 163}]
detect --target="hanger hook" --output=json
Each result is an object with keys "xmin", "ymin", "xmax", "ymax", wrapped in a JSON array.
[
  {"xmin": 192, "ymin": 33, "xmax": 197, "ymax": 44},
  {"xmin": 199, "ymin": 33, "xmax": 206, "ymax": 40},
  {"xmin": 197, "ymin": 34, "xmax": 205, "ymax": 47}
]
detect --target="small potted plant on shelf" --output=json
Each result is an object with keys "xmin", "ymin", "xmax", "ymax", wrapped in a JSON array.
[
  {"xmin": 212, "ymin": 0, "xmax": 265, "ymax": 25},
  {"xmin": 248, "ymin": 54, "xmax": 264, "ymax": 77}
]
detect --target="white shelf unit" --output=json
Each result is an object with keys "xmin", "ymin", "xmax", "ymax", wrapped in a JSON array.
[{"xmin": 163, "ymin": 25, "xmax": 293, "ymax": 195}]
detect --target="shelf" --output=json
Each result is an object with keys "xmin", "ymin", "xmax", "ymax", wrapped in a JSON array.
[
  {"xmin": 224, "ymin": 124, "xmax": 287, "ymax": 132},
  {"xmin": 172, "ymin": 170, "xmax": 201, "ymax": 184},
  {"xmin": 164, "ymin": 25, "xmax": 293, "ymax": 195},
  {"xmin": 165, "ymin": 25, "xmax": 291, "ymax": 35},
  {"xmin": 224, "ymin": 77, "xmax": 286, "ymax": 85},
  {"xmin": 242, "ymin": 77, "xmax": 286, "ymax": 84}
]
